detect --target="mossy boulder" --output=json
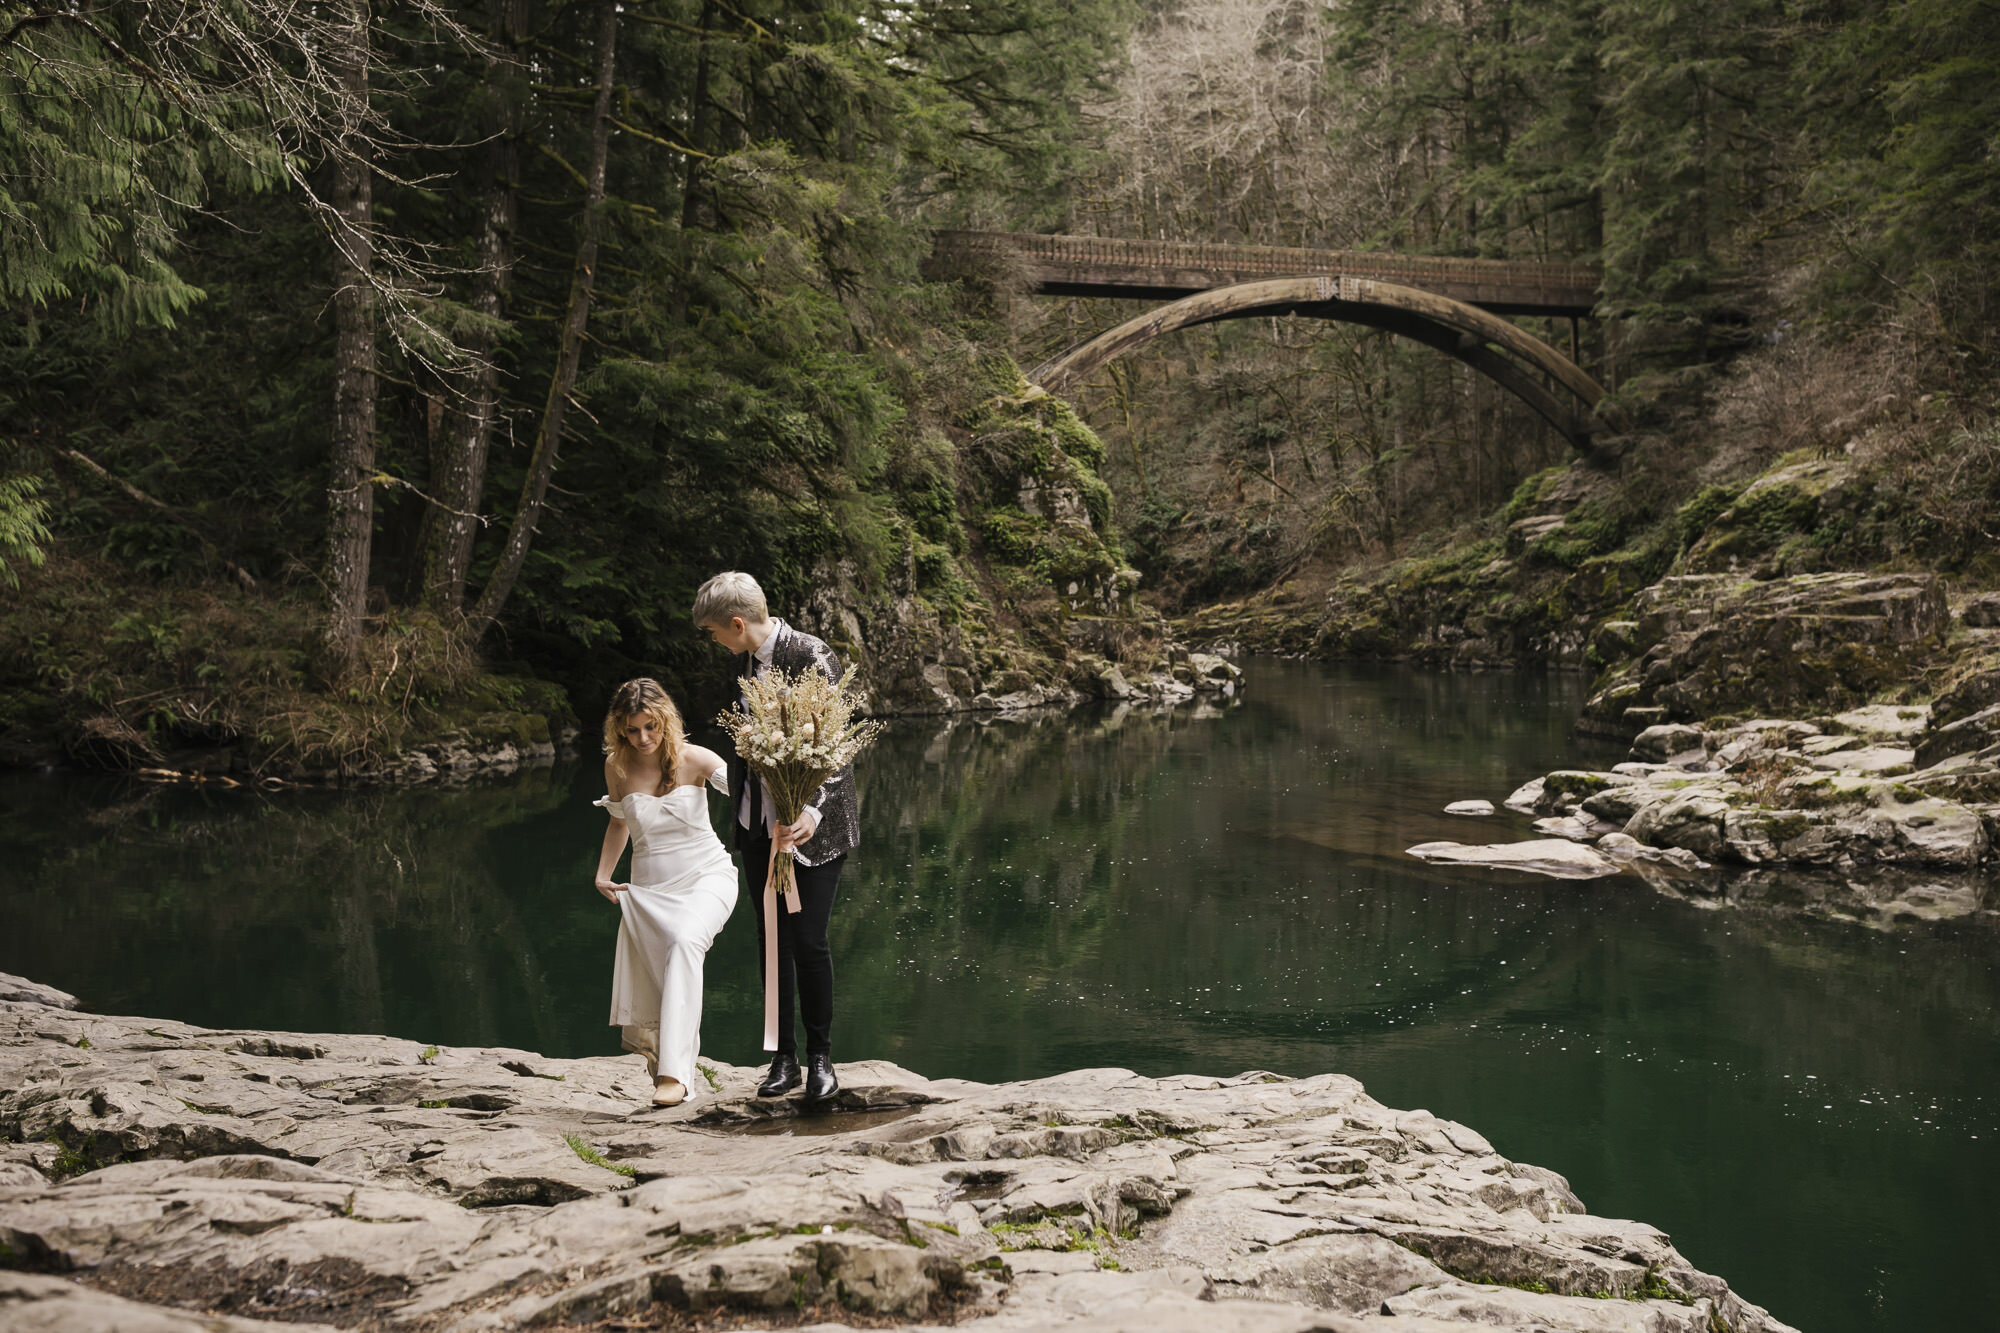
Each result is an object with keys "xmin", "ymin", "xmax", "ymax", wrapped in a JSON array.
[
  {"xmin": 1582, "ymin": 571, "xmax": 1950, "ymax": 737},
  {"xmin": 960, "ymin": 374, "xmax": 1130, "ymax": 619},
  {"xmin": 1672, "ymin": 455, "xmax": 1940, "ymax": 580},
  {"xmin": 1542, "ymin": 770, "xmax": 1625, "ymax": 803}
]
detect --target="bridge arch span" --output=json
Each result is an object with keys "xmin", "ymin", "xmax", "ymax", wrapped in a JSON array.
[{"xmin": 1029, "ymin": 275, "xmax": 1625, "ymax": 449}]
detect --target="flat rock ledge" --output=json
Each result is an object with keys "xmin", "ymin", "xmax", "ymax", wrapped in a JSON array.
[{"xmin": 0, "ymin": 980, "xmax": 1794, "ymax": 1333}]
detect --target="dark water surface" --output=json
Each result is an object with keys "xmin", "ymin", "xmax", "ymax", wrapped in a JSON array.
[{"xmin": 5, "ymin": 659, "xmax": 1996, "ymax": 1332}]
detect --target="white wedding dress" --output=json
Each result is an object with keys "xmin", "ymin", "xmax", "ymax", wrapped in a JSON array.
[{"xmin": 595, "ymin": 776, "xmax": 738, "ymax": 1099}]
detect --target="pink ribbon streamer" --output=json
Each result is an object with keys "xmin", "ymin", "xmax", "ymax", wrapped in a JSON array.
[{"xmin": 759, "ymin": 841, "xmax": 802, "ymax": 1053}]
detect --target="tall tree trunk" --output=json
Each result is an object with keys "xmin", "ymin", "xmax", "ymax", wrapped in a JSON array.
[
  {"xmin": 325, "ymin": 0, "xmax": 376, "ymax": 668},
  {"xmin": 464, "ymin": 0, "xmax": 616, "ymax": 643},
  {"xmin": 1106, "ymin": 358, "xmax": 1151, "ymax": 497},
  {"xmin": 669, "ymin": 0, "xmax": 717, "ymax": 325},
  {"xmin": 419, "ymin": 6, "xmax": 519, "ymax": 617},
  {"xmin": 681, "ymin": 0, "xmax": 717, "ymax": 233}
]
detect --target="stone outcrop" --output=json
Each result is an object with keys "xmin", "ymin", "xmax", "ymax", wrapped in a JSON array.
[
  {"xmin": 1423, "ymin": 710, "xmax": 1999, "ymax": 926},
  {"xmin": 1567, "ymin": 712, "xmax": 1993, "ymax": 870},
  {"xmin": 1581, "ymin": 572, "xmax": 1951, "ymax": 740},
  {"xmin": 1915, "ymin": 666, "xmax": 2000, "ymax": 769},
  {"xmin": 793, "ymin": 549, "xmax": 1245, "ymax": 720},
  {"xmin": 0, "ymin": 978, "xmax": 78, "ymax": 1011},
  {"xmin": 0, "ymin": 979, "xmax": 1795, "ymax": 1333}
]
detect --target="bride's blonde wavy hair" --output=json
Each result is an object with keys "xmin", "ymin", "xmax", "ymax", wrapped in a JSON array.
[{"xmin": 602, "ymin": 678, "xmax": 685, "ymax": 784}]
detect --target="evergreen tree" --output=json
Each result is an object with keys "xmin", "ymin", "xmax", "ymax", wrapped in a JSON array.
[
  {"xmin": 325, "ymin": 0, "xmax": 380, "ymax": 667},
  {"xmin": 0, "ymin": 7, "xmax": 282, "ymax": 329},
  {"xmin": 1595, "ymin": 0, "xmax": 1789, "ymax": 354},
  {"xmin": 1798, "ymin": 0, "xmax": 2000, "ymax": 336},
  {"xmin": 0, "ymin": 474, "xmax": 49, "ymax": 588}
]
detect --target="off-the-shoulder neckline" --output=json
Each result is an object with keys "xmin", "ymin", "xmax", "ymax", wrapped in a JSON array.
[{"xmin": 615, "ymin": 783, "xmax": 706, "ymax": 799}]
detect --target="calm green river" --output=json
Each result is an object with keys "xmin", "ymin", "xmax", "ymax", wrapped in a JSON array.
[{"xmin": 4, "ymin": 659, "xmax": 1996, "ymax": 1332}]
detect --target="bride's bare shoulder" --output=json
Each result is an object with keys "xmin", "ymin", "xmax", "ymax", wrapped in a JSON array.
[
  {"xmin": 602, "ymin": 754, "xmax": 627, "ymax": 798},
  {"xmin": 681, "ymin": 743, "xmax": 725, "ymax": 777}
]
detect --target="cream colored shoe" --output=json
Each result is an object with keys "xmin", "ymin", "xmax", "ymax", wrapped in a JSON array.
[{"xmin": 651, "ymin": 1076, "xmax": 686, "ymax": 1107}]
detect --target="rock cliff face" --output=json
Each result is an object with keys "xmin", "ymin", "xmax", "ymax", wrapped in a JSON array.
[
  {"xmin": 791, "ymin": 554, "xmax": 1241, "ymax": 719},
  {"xmin": 1174, "ymin": 461, "xmax": 1658, "ymax": 670},
  {"xmin": 0, "ymin": 978, "xmax": 1795, "ymax": 1333},
  {"xmin": 775, "ymin": 365, "xmax": 1252, "ymax": 719},
  {"xmin": 1579, "ymin": 572, "xmax": 1953, "ymax": 739}
]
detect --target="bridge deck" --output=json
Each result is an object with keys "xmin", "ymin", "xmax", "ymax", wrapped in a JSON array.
[{"xmin": 927, "ymin": 231, "xmax": 1600, "ymax": 317}]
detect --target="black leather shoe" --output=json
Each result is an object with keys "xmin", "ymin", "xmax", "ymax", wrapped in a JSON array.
[
  {"xmin": 757, "ymin": 1053, "xmax": 801, "ymax": 1098},
  {"xmin": 803, "ymin": 1052, "xmax": 839, "ymax": 1101}
]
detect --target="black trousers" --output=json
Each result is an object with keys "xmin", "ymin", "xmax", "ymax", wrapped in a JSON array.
[{"xmin": 742, "ymin": 829, "xmax": 843, "ymax": 1058}]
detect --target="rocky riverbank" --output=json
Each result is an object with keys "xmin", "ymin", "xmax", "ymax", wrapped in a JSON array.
[
  {"xmin": 1, "ymin": 975, "xmax": 1794, "ymax": 1333},
  {"xmin": 171, "ymin": 649, "xmax": 1243, "ymax": 789},
  {"xmin": 0, "ymin": 543, "xmax": 1241, "ymax": 789},
  {"xmin": 1397, "ymin": 569, "xmax": 2000, "ymax": 924},
  {"xmin": 1409, "ymin": 719, "xmax": 2000, "ymax": 928},
  {"xmin": 1154, "ymin": 470, "xmax": 2000, "ymax": 920}
]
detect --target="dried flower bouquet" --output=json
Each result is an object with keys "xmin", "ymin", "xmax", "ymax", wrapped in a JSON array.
[{"xmin": 717, "ymin": 664, "xmax": 881, "ymax": 909}]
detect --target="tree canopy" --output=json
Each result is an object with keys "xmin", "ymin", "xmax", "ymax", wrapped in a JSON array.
[{"xmin": 2, "ymin": 0, "xmax": 1994, "ymax": 704}]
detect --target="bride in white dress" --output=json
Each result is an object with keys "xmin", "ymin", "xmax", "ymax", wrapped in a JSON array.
[{"xmin": 592, "ymin": 678, "xmax": 739, "ymax": 1107}]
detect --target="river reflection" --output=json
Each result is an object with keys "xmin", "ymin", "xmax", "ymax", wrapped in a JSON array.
[{"xmin": 3, "ymin": 659, "xmax": 1996, "ymax": 1333}]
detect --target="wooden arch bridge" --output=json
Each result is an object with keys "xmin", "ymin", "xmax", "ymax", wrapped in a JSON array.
[{"xmin": 925, "ymin": 231, "xmax": 1622, "ymax": 447}]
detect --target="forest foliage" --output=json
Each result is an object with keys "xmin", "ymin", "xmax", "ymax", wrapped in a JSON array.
[
  {"xmin": 2, "ymin": 0, "xmax": 1131, "ymax": 690},
  {"xmin": 1046, "ymin": 0, "xmax": 2000, "ymax": 605},
  {"xmin": 2, "ymin": 0, "xmax": 1997, "ymax": 752}
]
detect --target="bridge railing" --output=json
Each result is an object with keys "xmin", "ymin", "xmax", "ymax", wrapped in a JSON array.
[{"xmin": 930, "ymin": 230, "xmax": 1601, "ymax": 311}]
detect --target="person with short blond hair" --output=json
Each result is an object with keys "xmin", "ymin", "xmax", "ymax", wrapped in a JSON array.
[
  {"xmin": 590, "ymin": 677, "xmax": 738, "ymax": 1108},
  {"xmin": 694, "ymin": 571, "xmax": 860, "ymax": 1102},
  {"xmin": 690, "ymin": 570, "xmax": 768, "ymax": 628}
]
